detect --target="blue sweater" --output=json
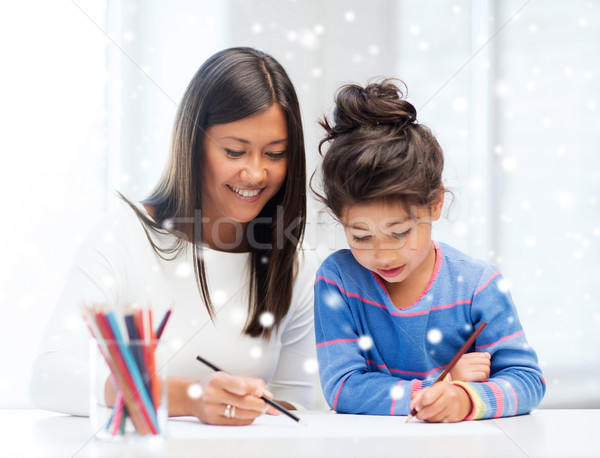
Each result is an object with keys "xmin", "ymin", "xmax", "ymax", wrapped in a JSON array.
[{"xmin": 314, "ymin": 242, "xmax": 545, "ymax": 420}]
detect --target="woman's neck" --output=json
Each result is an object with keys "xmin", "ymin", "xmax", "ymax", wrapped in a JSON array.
[
  {"xmin": 201, "ymin": 218, "xmax": 250, "ymax": 252},
  {"xmin": 144, "ymin": 204, "xmax": 250, "ymax": 252}
]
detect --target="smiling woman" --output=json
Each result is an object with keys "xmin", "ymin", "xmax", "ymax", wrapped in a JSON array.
[
  {"xmin": 30, "ymin": 47, "xmax": 318, "ymax": 427},
  {"xmin": 201, "ymin": 104, "xmax": 289, "ymax": 250}
]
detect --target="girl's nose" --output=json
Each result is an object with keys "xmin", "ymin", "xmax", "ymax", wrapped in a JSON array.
[{"xmin": 373, "ymin": 242, "xmax": 398, "ymax": 264}]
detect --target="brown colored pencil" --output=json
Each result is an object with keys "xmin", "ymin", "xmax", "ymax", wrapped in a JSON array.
[{"xmin": 406, "ymin": 321, "xmax": 488, "ymax": 423}]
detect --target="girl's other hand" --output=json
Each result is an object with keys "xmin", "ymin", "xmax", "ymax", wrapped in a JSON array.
[{"xmin": 450, "ymin": 351, "xmax": 491, "ymax": 382}]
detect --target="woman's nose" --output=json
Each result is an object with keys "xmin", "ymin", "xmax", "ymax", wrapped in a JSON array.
[{"xmin": 241, "ymin": 156, "xmax": 267, "ymax": 185}]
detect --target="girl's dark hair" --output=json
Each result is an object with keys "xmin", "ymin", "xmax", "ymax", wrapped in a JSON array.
[
  {"xmin": 313, "ymin": 78, "xmax": 445, "ymax": 218},
  {"xmin": 121, "ymin": 47, "xmax": 306, "ymax": 339}
]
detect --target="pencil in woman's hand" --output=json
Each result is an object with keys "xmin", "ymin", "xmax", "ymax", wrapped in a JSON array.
[
  {"xmin": 195, "ymin": 355, "xmax": 306, "ymax": 425},
  {"xmin": 406, "ymin": 321, "xmax": 488, "ymax": 423}
]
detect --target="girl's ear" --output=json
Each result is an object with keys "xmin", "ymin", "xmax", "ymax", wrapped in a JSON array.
[{"xmin": 431, "ymin": 190, "xmax": 445, "ymax": 221}]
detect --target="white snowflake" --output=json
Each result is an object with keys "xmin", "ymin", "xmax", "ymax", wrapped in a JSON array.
[
  {"xmin": 427, "ymin": 328, "xmax": 443, "ymax": 345},
  {"xmin": 259, "ymin": 311, "xmax": 275, "ymax": 328},
  {"xmin": 303, "ymin": 358, "xmax": 319, "ymax": 374},
  {"xmin": 390, "ymin": 384, "xmax": 405, "ymax": 400},
  {"xmin": 323, "ymin": 291, "xmax": 343, "ymax": 309},
  {"xmin": 187, "ymin": 383, "xmax": 203, "ymax": 400},
  {"xmin": 212, "ymin": 289, "xmax": 228, "ymax": 306},
  {"xmin": 250, "ymin": 346, "xmax": 262, "ymax": 359},
  {"xmin": 358, "ymin": 335, "xmax": 373, "ymax": 351},
  {"xmin": 501, "ymin": 156, "xmax": 518, "ymax": 172},
  {"xmin": 497, "ymin": 278, "xmax": 511, "ymax": 293},
  {"xmin": 175, "ymin": 263, "xmax": 192, "ymax": 278}
]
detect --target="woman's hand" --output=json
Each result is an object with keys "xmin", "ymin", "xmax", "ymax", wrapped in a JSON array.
[
  {"xmin": 450, "ymin": 351, "xmax": 491, "ymax": 382},
  {"xmin": 105, "ymin": 372, "xmax": 280, "ymax": 426},
  {"xmin": 173, "ymin": 373, "xmax": 279, "ymax": 426},
  {"xmin": 409, "ymin": 382, "xmax": 472, "ymax": 423}
]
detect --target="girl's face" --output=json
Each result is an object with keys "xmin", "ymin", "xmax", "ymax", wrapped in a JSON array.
[
  {"xmin": 201, "ymin": 103, "xmax": 288, "ymax": 227},
  {"xmin": 341, "ymin": 198, "xmax": 443, "ymax": 286}
]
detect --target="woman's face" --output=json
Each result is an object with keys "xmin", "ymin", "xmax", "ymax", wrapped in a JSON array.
[{"xmin": 201, "ymin": 103, "xmax": 288, "ymax": 234}]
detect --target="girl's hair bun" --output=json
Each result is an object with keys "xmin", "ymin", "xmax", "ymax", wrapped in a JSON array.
[{"xmin": 327, "ymin": 79, "xmax": 417, "ymax": 136}]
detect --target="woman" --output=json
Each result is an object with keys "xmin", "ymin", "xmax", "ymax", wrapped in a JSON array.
[{"xmin": 30, "ymin": 47, "xmax": 317, "ymax": 426}]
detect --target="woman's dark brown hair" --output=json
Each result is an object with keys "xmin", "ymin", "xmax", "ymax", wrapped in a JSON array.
[
  {"xmin": 121, "ymin": 47, "xmax": 306, "ymax": 339},
  {"xmin": 313, "ymin": 78, "xmax": 445, "ymax": 218}
]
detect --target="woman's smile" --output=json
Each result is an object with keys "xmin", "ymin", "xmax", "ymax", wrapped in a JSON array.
[{"xmin": 227, "ymin": 185, "xmax": 265, "ymax": 201}]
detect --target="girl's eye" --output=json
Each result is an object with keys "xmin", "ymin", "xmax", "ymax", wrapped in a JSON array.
[
  {"xmin": 392, "ymin": 229, "xmax": 411, "ymax": 239},
  {"xmin": 266, "ymin": 151, "xmax": 286, "ymax": 159},
  {"xmin": 352, "ymin": 235, "xmax": 371, "ymax": 243},
  {"xmin": 225, "ymin": 149, "xmax": 245, "ymax": 158}
]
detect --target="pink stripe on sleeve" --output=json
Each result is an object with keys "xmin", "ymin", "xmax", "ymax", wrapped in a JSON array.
[
  {"xmin": 487, "ymin": 382, "xmax": 504, "ymax": 418},
  {"xmin": 390, "ymin": 381, "xmax": 403, "ymax": 416},
  {"xmin": 332, "ymin": 377, "xmax": 348, "ymax": 411},
  {"xmin": 315, "ymin": 276, "xmax": 388, "ymax": 310},
  {"xmin": 474, "ymin": 270, "xmax": 501, "ymax": 296},
  {"xmin": 476, "ymin": 330, "xmax": 523, "ymax": 349},
  {"xmin": 316, "ymin": 338, "xmax": 359, "ymax": 348}
]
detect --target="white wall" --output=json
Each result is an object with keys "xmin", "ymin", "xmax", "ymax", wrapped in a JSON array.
[{"xmin": 1, "ymin": 0, "xmax": 598, "ymax": 408}]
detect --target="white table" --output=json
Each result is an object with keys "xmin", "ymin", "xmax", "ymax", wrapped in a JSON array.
[{"xmin": 0, "ymin": 409, "xmax": 597, "ymax": 457}]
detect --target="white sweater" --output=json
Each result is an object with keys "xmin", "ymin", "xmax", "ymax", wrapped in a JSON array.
[{"xmin": 30, "ymin": 201, "xmax": 318, "ymax": 415}]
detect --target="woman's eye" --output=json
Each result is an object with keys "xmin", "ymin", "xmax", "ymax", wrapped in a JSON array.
[
  {"xmin": 352, "ymin": 235, "xmax": 371, "ymax": 243},
  {"xmin": 225, "ymin": 149, "xmax": 245, "ymax": 158},
  {"xmin": 392, "ymin": 229, "xmax": 411, "ymax": 239},
  {"xmin": 266, "ymin": 151, "xmax": 286, "ymax": 159}
]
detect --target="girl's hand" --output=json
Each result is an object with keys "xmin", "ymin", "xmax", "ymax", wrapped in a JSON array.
[
  {"xmin": 409, "ymin": 382, "xmax": 472, "ymax": 423},
  {"xmin": 450, "ymin": 352, "xmax": 491, "ymax": 382},
  {"xmin": 185, "ymin": 372, "xmax": 278, "ymax": 425}
]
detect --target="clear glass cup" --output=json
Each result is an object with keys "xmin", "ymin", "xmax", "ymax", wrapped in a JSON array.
[{"xmin": 89, "ymin": 338, "xmax": 168, "ymax": 441}]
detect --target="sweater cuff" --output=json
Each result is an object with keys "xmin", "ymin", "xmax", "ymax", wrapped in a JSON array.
[{"xmin": 451, "ymin": 381, "xmax": 483, "ymax": 421}]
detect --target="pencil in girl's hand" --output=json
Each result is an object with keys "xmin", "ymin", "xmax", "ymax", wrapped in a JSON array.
[
  {"xmin": 195, "ymin": 355, "xmax": 306, "ymax": 425},
  {"xmin": 406, "ymin": 321, "xmax": 488, "ymax": 423}
]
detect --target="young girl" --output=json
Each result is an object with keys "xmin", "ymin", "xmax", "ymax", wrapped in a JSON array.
[{"xmin": 313, "ymin": 80, "xmax": 545, "ymax": 422}]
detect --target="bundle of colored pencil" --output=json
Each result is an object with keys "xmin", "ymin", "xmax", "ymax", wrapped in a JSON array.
[{"xmin": 81, "ymin": 304, "xmax": 172, "ymax": 436}]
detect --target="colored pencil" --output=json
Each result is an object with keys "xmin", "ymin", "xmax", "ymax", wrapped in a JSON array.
[
  {"xmin": 195, "ymin": 355, "xmax": 306, "ymax": 425},
  {"xmin": 406, "ymin": 321, "xmax": 488, "ymax": 423},
  {"xmin": 105, "ymin": 311, "xmax": 159, "ymax": 432},
  {"xmin": 82, "ymin": 306, "xmax": 151, "ymax": 435},
  {"xmin": 156, "ymin": 308, "xmax": 172, "ymax": 339}
]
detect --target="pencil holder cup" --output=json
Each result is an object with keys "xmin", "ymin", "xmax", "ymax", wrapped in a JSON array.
[{"xmin": 89, "ymin": 338, "xmax": 168, "ymax": 441}]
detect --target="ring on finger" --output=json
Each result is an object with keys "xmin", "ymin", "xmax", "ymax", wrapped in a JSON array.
[{"xmin": 224, "ymin": 404, "xmax": 236, "ymax": 419}]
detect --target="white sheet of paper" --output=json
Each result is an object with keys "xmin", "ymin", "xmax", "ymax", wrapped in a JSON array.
[{"xmin": 168, "ymin": 411, "xmax": 502, "ymax": 440}]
